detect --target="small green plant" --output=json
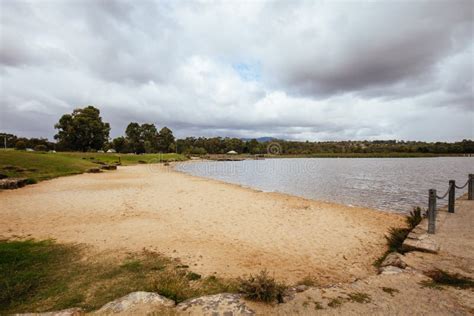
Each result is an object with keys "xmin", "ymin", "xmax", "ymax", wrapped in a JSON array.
[
  {"xmin": 297, "ymin": 275, "xmax": 317, "ymax": 287},
  {"xmin": 238, "ymin": 270, "xmax": 287, "ymax": 303},
  {"xmin": 152, "ymin": 270, "xmax": 192, "ymax": 303},
  {"xmin": 423, "ymin": 269, "xmax": 474, "ymax": 289},
  {"xmin": 386, "ymin": 227, "xmax": 410, "ymax": 253},
  {"xmin": 381, "ymin": 287, "xmax": 399, "ymax": 296},
  {"xmin": 186, "ymin": 272, "xmax": 201, "ymax": 281},
  {"xmin": 406, "ymin": 207, "xmax": 423, "ymax": 228},
  {"xmin": 348, "ymin": 292, "xmax": 371, "ymax": 303},
  {"xmin": 327, "ymin": 297, "xmax": 343, "ymax": 308},
  {"xmin": 314, "ymin": 301, "xmax": 324, "ymax": 310},
  {"xmin": 25, "ymin": 178, "xmax": 38, "ymax": 185}
]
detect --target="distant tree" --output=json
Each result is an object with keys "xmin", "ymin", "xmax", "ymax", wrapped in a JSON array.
[
  {"xmin": 54, "ymin": 106, "xmax": 110, "ymax": 152},
  {"xmin": 34, "ymin": 144, "xmax": 47, "ymax": 151},
  {"xmin": 157, "ymin": 127, "xmax": 175, "ymax": 152},
  {"xmin": 15, "ymin": 140, "xmax": 26, "ymax": 150},
  {"xmin": 112, "ymin": 136, "xmax": 128, "ymax": 153},
  {"xmin": 141, "ymin": 123, "xmax": 159, "ymax": 153},
  {"xmin": 0, "ymin": 133, "xmax": 18, "ymax": 148}
]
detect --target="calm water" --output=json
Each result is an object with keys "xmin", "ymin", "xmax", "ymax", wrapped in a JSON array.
[{"xmin": 176, "ymin": 157, "xmax": 473, "ymax": 213}]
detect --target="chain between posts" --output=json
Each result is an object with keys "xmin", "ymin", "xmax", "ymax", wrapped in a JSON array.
[{"xmin": 428, "ymin": 174, "xmax": 473, "ymax": 234}]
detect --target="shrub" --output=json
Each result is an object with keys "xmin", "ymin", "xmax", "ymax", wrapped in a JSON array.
[
  {"xmin": 152, "ymin": 270, "xmax": 193, "ymax": 303},
  {"xmin": 15, "ymin": 141, "xmax": 26, "ymax": 150},
  {"xmin": 348, "ymin": 292, "xmax": 371, "ymax": 303},
  {"xmin": 406, "ymin": 207, "xmax": 422, "ymax": 228},
  {"xmin": 186, "ymin": 272, "xmax": 201, "ymax": 281},
  {"xmin": 34, "ymin": 145, "xmax": 48, "ymax": 152},
  {"xmin": 386, "ymin": 227, "xmax": 410, "ymax": 253},
  {"xmin": 238, "ymin": 270, "xmax": 286, "ymax": 303}
]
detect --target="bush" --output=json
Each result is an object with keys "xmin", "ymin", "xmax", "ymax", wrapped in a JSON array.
[
  {"xmin": 238, "ymin": 270, "xmax": 286, "ymax": 303},
  {"xmin": 34, "ymin": 145, "xmax": 48, "ymax": 152},
  {"xmin": 15, "ymin": 141, "xmax": 26, "ymax": 150},
  {"xmin": 406, "ymin": 207, "xmax": 422, "ymax": 228},
  {"xmin": 386, "ymin": 227, "xmax": 410, "ymax": 253}
]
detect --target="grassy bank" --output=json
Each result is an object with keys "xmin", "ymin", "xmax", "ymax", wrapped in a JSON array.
[
  {"xmin": 0, "ymin": 239, "xmax": 237, "ymax": 314},
  {"xmin": 0, "ymin": 150, "xmax": 186, "ymax": 183}
]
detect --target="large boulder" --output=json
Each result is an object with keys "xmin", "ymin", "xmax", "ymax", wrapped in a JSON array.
[
  {"xmin": 176, "ymin": 293, "xmax": 255, "ymax": 315},
  {"xmin": 96, "ymin": 291, "xmax": 175, "ymax": 314}
]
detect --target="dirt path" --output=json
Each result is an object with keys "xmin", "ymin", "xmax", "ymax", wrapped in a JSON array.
[{"xmin": 0, "ymin": 164, "xmax": 403, "ymax": 284}]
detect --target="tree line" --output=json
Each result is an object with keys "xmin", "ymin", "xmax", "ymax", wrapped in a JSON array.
[{"xmin": 1, "ymin": 105, "xmax": 473, "ymax": 154}]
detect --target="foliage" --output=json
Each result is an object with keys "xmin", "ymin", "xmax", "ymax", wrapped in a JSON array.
[
  {"xmin": 54, "ymin": 106, "xmax": 110, "ymax": 152},
  {"xmin": 0, "ymin": 151, "xmax": 186, "ymax": 183},
  {"xmin": 406, "ymin": 206, "xmax": 423, "ymax": 229},
  {"xmin": 386, "ymin": 227, "xmax": 410, "ymax": 253},
  {"xmin": 33, "ymin": 144, "xmax": 48, "ymax": 152},
  {"xmin": 348, "ymin": 292, "xmax": 371, "ymax": 303},
  {"xmin": 15, "ymin": 140, "xmax": 26, "ymax": 150},
  {"xmin": 237, "ymin": 270, "xmax": 286, "ymax": 303}
]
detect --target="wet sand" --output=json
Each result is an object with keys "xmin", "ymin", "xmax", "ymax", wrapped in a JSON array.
[{"xmin": 0, "ymin": 164, "xmax": 404, "ymax": 284}]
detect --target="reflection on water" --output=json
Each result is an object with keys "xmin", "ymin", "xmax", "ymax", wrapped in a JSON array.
[{"xmin": 176, "ymin": 157, "xmax": 473, "ymax": 213}]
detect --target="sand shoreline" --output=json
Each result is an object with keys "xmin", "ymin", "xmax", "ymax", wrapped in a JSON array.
[{"xmin": 0, "ymin": 163, "xmax": 404, "ymax": 284}]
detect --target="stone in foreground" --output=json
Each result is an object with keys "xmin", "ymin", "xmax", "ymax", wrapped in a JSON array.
[
  {"xmin": 176, "ymin": 293, "xmax": 255, "ymax": 315},
  {"xmin": 14, "ymin": 308, "xmax": 83, "ymax": 316},
  {"xmin": 403, "ymin": 233, "xmax": 440, "ymax": 254},
  {"xmin": 96, "ymin": 291, "xmax": 175, "ymax": 314},
  {"xmin": 380, "ymin": 252, "xmax": 407, "ymax": 269}
]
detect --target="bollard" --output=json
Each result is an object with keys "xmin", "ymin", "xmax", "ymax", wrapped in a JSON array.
[
  {"xmin": 428, "ymin": 189, "xmax": 437, "ymax": 234},
  {"xmin": 448, "ymin": 180, "xmax": 455, "ymax": 213},
  {"xmin": 469, "ymin": 174, "xmax": 474, "ymax": 200}
]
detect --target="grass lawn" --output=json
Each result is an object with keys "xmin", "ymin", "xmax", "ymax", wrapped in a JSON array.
[
  {"xmin": 0, "ymin": 239, "xmax": 237, "ymax": 314},
  {"xmin": 0, "ymin": 150, "xmax": 187, "ymax": 182}
]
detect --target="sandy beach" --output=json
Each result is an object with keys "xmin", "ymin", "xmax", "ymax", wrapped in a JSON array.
[{"xmin": 0, "ymin": 164, "xmax": 404, "ymax": 284}]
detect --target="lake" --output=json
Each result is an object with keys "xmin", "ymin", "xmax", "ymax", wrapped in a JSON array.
[{"xmin": 176, "ymin": 157, "xmax": 473, "ymax": 213}]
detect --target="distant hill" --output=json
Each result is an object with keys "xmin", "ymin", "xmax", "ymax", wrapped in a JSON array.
[{"xmin": 240, "ymin": 137, "xmax": 276, "ymax": 142}]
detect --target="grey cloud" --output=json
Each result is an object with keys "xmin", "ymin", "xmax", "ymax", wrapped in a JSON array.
[{"xmin": 0, "ymin": 0, "xmax": 472, "ymax": 142}]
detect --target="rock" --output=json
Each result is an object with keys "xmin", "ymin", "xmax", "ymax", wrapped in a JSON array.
[
  {"xmin": 0, "ymin": 173, "xmax": 8, "ymax": 179},
  {"xmin": 380, "ymin": 252, "xmax": 407, "ymax": 269},
  {"xmin": 14, "ymin": 307, "xmax": 84, "ymax": 316},
  {"xmin": 87, "ymin": 168, "xmax": 102, "ymax": 173},
  {"xmin": 295, "ymin": 284, "xmax": 309, "ymax": 292},
  {"xmin": 0, "ymin": 178, "xmax": 27, "ymax": 189},
  {"xmin": 96, "ymin": 291, "xmax": 175, "ymax": 314},
  {"xmin": 380, "ymin": 266, "xmax": 404, "ymax": 275},
  {"xmin": 176, "ymin": 293, "xmax": 255, "ymax": 315},
  {"xmin": 402, "ymin": 235, "xmax": 440, "ymax": 253}
]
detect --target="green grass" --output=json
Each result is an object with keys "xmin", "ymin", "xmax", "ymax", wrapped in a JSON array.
[
  {"xmin": 0, "ymin": 239, "xmax": 236, "ymax": 314},
  {"xmin": 0, "ymin": 150, "xmax": 187, "ymax": 183}
]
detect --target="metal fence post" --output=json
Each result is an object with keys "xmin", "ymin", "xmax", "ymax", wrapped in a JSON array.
[
  {"xmin": 469, "ymin": 174, "xmax": 474, "ymax": 200},
  {"xmin": 448, "ymin": 180, "xmax": 455, "ymax": 213},
  {"xmin": 428, "ymin": 189, "xmax": 436, "ymax": 234}
]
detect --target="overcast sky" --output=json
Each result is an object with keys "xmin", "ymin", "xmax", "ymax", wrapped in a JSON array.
[{"xmin": 1, "ymin": 0, "xmax": 473, "ymax": 141}]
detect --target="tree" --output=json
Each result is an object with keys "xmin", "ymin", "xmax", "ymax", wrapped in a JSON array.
[
  {"xmin": 15, "ymin": 140, "xmax": 26, "ymax": 150},
  {"xmin": 112, "ymin": 136, "xmax": 128, "ymax": 153},
  {"xmin": 125, "ymin": 122, "xmax": 144, "ymax": 153},
  {"xmin": 157, "ymin": 127, "xmax": 175, "ymax": 152},
  {"xmin": 54, "ymin": 106, "xmax": 110, "ymax": 151}
]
